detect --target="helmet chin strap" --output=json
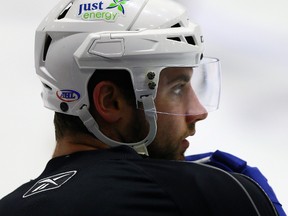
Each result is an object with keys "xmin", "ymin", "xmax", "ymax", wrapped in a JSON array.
[{"xmin": 77, "ymin": 95, "xmax": 157, "ymax": 155}]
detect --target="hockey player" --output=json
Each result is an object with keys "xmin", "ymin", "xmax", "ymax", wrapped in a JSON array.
[{"xmin": 0, "ymin": 0, "xmax": 284, "ymax": 215}]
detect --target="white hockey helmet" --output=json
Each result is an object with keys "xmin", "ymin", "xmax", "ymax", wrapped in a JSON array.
[{"xmin": 35, "ymin": 0, "xmax": 221, "ymax": 152}]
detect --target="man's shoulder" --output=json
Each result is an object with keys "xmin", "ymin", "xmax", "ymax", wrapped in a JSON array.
[
  {"xmin": 133, "ymin": 158, "xmax": 273, "ymax": 215},
  {"xmin": 0, "ymin": 147, "xmax": 274, "ymax": 215}
]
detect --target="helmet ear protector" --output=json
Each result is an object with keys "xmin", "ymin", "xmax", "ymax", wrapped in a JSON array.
[{"xmin": 35, "ymin": 0, "xmax": 221, "ymax": 154}]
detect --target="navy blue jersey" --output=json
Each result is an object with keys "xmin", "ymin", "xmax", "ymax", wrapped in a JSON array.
[{"xmin": 0, "ymin": 146, "xmax": 277, "ymax": 215}]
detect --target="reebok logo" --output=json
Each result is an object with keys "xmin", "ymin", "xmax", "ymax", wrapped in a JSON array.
[{"xmin": 23, "ymin": 171, "xmax": 77, "ymax": 198}]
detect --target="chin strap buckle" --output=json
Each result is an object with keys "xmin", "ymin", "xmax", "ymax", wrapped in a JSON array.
[{"xmin": 132, "ymin": 144, "xmax": 149, "ymax": 156}]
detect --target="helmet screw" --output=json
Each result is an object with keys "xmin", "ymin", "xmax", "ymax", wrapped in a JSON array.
[
  {"xmin": 60, "ymin": 102, "xmax": 69, "ymax": 112},
  {"xmin": 147, "ymin": 72, "xmax": 155, "ymax": 80},
  {"xmin": 148, "ymin": 82, "xmax": 156, "ymax": 90}
]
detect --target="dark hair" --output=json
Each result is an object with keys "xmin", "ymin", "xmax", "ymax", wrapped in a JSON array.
[{"xmin": 54, "ymin": 69, "xmax": 136, "ymax": 141}]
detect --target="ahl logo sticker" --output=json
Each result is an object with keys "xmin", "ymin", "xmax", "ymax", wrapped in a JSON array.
[
  {"xmin": 78, "ymin": 0, "xmax": 129, "ymax": 22},
  {"xmin": 23, "ymin": 171, "xmax": 77, "ymax": 198},
  {"xmin": 56, "ymin": 90, "xmax": 80, "ymax": 102}
]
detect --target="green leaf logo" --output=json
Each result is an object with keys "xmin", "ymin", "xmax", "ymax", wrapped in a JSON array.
[{"xmin": 107, "ymin": 0, "xmax": 128, "ymax": 14}]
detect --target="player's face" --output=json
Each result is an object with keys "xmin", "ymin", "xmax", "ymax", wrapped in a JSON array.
[{"xmin": 147, "ymin": 67, "xmax": 208, "ymax": 160}]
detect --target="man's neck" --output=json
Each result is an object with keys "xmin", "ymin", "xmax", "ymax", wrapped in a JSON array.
[{"xmin": 53, "ymin": 134, "xmax": 110, "ymax": 158}]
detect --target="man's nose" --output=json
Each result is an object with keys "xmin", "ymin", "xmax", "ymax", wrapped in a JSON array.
[
  {"xmin": 185, "ymin": 88, "xmax": 208, "ymax": 123},
  {"xmin": 186, "ymin": 111, "xmax": 208, "ymax": 124},
  {"xmin": 185, "ymin": 107, "xmax": 208, "ymax": 124}
]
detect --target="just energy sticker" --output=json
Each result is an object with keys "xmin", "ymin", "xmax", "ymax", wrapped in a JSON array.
[{"xmin": 78, "ymin": 0, "xmax": 129, "ymax": 22}]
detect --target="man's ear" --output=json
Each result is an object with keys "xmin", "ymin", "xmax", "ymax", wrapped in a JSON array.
[{"xmin": 92, "ymin": 81, "xmax": 124, "ymax": 123}]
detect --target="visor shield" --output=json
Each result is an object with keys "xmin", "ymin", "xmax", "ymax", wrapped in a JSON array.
[{"xmin": 153, "ymin": 57, "xmax": 221, "ymax": 116}]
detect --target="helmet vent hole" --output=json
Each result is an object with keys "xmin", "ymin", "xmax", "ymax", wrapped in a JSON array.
[
  {"xmin": 167, "ymin": 37, "xmax": 182, "ymax": 42},
  {"xmin": 57, "ymin": 2, "xmax": 73, "ymax": 20},
  {"xmin": 42, "ymin": 82, "xmax": 52, "ymax": 91},
  {"xmin": 185, "ymin": 36, "xmax": 196, "ymax": 46},
  {"xmin": 171, "ymin": 23, "xmax": 182, "ymax": 28},
  {"xmin": 43, "ymin": 35, "xmax": 52, "ymax": 62}
]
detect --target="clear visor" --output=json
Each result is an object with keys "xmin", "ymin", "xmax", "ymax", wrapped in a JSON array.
[{"xmin": 152, "ymin": 57, "xmax": 221, "ymax": 116}]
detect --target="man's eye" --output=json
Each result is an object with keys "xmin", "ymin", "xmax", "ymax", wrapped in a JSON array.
[{"xmin": 172, "ymin": 84, "xmax": 185, "ymax": 95}]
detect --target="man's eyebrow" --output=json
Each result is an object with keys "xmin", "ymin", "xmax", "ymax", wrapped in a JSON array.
[{"xmin": 167, "ymin": 74, "xmax": 191, "ymax": 85}]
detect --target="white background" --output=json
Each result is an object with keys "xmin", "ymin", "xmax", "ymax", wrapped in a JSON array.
[{"xmin": 0, "ymin": 0, "xmax": 287, "ymax": 212}]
